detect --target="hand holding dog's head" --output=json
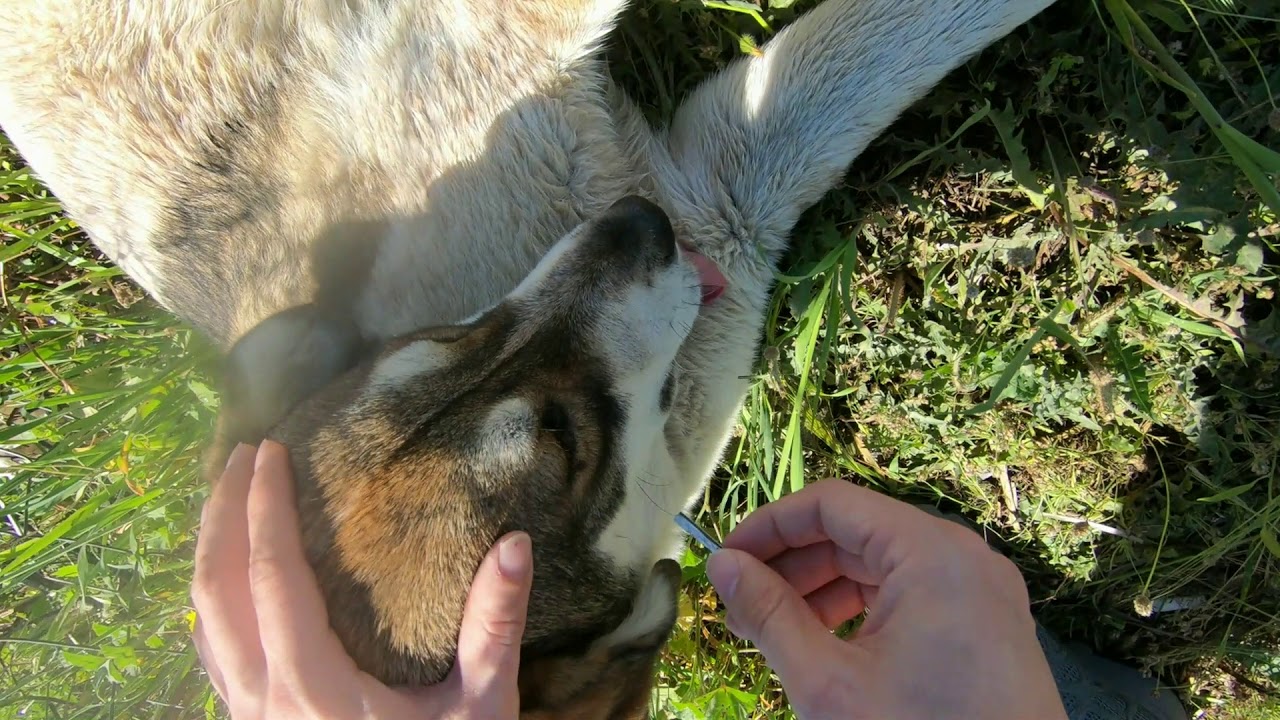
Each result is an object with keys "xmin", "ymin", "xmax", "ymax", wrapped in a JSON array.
[{"xmin": 213, "ymin": 197, "xmax": 706, "ymax": 718}]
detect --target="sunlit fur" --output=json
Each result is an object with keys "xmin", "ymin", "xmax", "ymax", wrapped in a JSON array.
[{"xmin": 0, "ymin": 0, "xmax": 1057, "ymax": 715}]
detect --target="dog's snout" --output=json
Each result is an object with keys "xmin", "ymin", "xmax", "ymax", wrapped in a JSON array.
[{"xmin": 596, "ymin": 195, "xmax": 677, "ymax": 267}]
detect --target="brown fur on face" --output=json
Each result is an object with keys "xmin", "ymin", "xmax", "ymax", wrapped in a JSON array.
[
  {"xmin": 265, "ymin": 306, "xmax": 678, "ymax": 715},
  {"xmin": 518, "ymin": 559, "xmax": 682, "ymax": 719},
  {"xmin": 251, "ymin": 201, "xmax": 694, "ymax": 716}
]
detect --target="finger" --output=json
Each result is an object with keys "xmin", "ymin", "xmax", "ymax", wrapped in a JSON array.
[
  {"xmin": 766, "ymin": 543, "xmax": 841, "ymax": 597},
  {"xmin": 803, "ymin": 578, "xmax": 867, "ymax": 629},
  {"xmin": 765, "ymin": 544, "xmax": 877, "ymax": 627},
  {"xmin": 191, "ymin": 444, "xmax": 267, "ymax": 694},
  {"xmin": 245, "ymin": 441, "xmax": 357, "ymax": 689},
  {"xmin": 193, "ymin": 619, "xmax": 229, "ymax": 701},
  {"xmin": 767, "ymin": 542, "xmax": 881, "ymax": 598},
  {"xmin": 706, "ymin": 549, "xmax": 845, "ymax": 695},
  {"xmin": 451, "ymin": 531, "xmax": 534, "ymax": 715},
  {"xmin": 722, "ymin": 478, "xmax": 945, "ymax": 584}
]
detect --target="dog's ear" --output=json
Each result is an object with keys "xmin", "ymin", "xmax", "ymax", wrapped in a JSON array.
[
  {"xmin": 204, "ymin": 304, "xmax": 364, "ymax": 478},
  {"xmin": 598, "ymin": 558, "xmax": 682, "ymax": 658}
]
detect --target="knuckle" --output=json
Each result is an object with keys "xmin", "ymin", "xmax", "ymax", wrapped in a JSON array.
[
  {"xmin": 934, "ymin": 523, "xmax": 992, "ymax": 562},
  {"xmin": 960, "ymin": 534, "xmax": 1000, "ymax": 564},
  {"xmin": 753, "ymin": 582, "xmax": 791, "ymax": 640},
  {"xmin": 266, "ymin": 687, "xmax": 305, "ymax": 719},
  {"xmin": 190, "ymin": 566, "xmax": 223, "ymax": 611},
  {"xmin": 222, "ymin": 680, "xmax": 270, "ymax": 720},
  {"xmin": 292, "ymin": 690, "xmax": 329, "ymax": 719},
  {"xmin": 192, "ymin": 539, "xmax": 222, "ymax": 578},
  {"xmin": 269, "ymin": 673, "xmax": 326, "ymax": 716},
  {"xmin": 812, "ymin": 477, "xmax": 848, "ymax": 498},
  {"xmin": 247, "ymin": 548, "xmax": 288, "ymax": 598},
  {"xmin": 801, "ymin": 670, "xmax": 851, "ymax": 714},
  {"xmin": 986, "ymin": 550, "xmax": 1019, "ymax": 577},
  {"xmin": 479, "ymin": 614, "xmax": 525, "ymax": 648},
  {"xmin": 811, "ymin": 477, "xmax": 840, "ymax": 491},
  {"xmin": 989, "ymin": 554, "xmax": 1032, "ymax": 598}
]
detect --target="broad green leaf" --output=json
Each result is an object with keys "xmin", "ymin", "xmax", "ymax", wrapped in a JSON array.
[
  {"xmin": 989, "ymin": 101, "xmax": 1047, "ymax": 209},
  {"xmin": 1196, "ymin": 481, "xmax": 1258, "ymax": 504},
  {"xmin": 1261, "ymin": 526, "xmax": 1280, "ymax": 561}
]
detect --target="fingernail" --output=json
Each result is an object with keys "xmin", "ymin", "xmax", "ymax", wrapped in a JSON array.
[
  {"xmin": 706, "ymin": 551, "xmax": 741, "ymax": 602},
  {"xmin": 225, "ymin": 443, "xmax": 252, "ymax": 470},
  {"xmin": 254, "ymin": 439, "xmax": 284, "ymax": 472},
  {"xmin": 498, "ymin": 532, "xmax": 532, "ymax": 581}
]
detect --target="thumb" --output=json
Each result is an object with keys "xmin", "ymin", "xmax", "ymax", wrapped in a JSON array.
[
  {"xmin": 451, "ymin": 531, "xmax": 534, "ymax": 714},
  {"xmin": 707, "ymin": 549, "xmax": 845, "ymax": 691}
]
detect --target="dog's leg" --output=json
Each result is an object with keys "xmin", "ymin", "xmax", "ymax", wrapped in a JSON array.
[
  {"xmin": 662, "ymin": 0, "xmax": 1057, "ymax": 275},
  {"xmin": 656, "ymin": 0, "xmax": 1057, "ymax": 490}
]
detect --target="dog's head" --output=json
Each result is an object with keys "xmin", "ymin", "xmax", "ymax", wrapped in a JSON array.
[{"xmin": 215, "ymin": 196, "xmax": 725, "ymax": 717}]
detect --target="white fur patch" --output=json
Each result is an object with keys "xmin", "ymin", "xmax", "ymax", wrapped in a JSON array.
[
  {"xmin": 368, "ymin": 340, "xmax": 452, "ymax": 391},
  {"xmin": 476, "ymin": 398, "xmax": 536, "ymax": 469},
  {"xmin": 509, "ymin": 224, "xmax": 585, "ymax": 300},
  {"xmin": 588, "ymin": 247, "xmax": 704, "ymax": 572},
  {"xmin": 593, "ymin": 431, "xmax": 698, "ymax": 572},
  {"xmin": 742, "ymin": 53, "xmax": 773, "ymax": 120},
  {"xmin": 600, "ymin": 563, "xmax": 678, "ymax": 647}
]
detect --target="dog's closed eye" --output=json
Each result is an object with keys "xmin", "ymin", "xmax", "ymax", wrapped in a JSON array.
[{"xmin": 541, "ymin": 401, "xmax": 578, "ymax": 481}]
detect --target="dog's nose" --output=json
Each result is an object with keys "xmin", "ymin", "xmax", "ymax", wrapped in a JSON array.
[{"xmin": 596, "ymin": 195, "xmax": 677, "ymax": 267}]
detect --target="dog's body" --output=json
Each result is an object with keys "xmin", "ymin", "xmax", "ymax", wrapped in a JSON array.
[{"xmin": 0, "ymin": 0, "xmax": 1055, "ymax": 715}]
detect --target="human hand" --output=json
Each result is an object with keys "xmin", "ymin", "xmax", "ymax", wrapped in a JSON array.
[
  {"xmin": 191, "ymin": 440, "xmax": 534, "ymax": 719},
  {"xmin": 706, "ymin": 479, "xmax": 1067, "ymax": 720}
]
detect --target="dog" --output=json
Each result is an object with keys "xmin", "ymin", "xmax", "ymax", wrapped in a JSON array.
[{"xmin": 0, "ymin": 0, "xmax": 1056, "ymax": 715}]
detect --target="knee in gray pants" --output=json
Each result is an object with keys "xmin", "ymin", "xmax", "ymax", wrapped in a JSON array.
[{"xmin": 912, "ymin": 503, "xmax": 1188, "ymax": 720}]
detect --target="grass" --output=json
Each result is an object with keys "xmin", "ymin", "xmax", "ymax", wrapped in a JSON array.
[{"xmin": 1, "ymin": 0, "xmax": 1278, "ymax": 718}]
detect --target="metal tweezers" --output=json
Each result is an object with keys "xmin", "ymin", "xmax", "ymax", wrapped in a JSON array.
[{"xmin": 674, "ymin": 512, "xmax": 721, "ymax": 552}]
